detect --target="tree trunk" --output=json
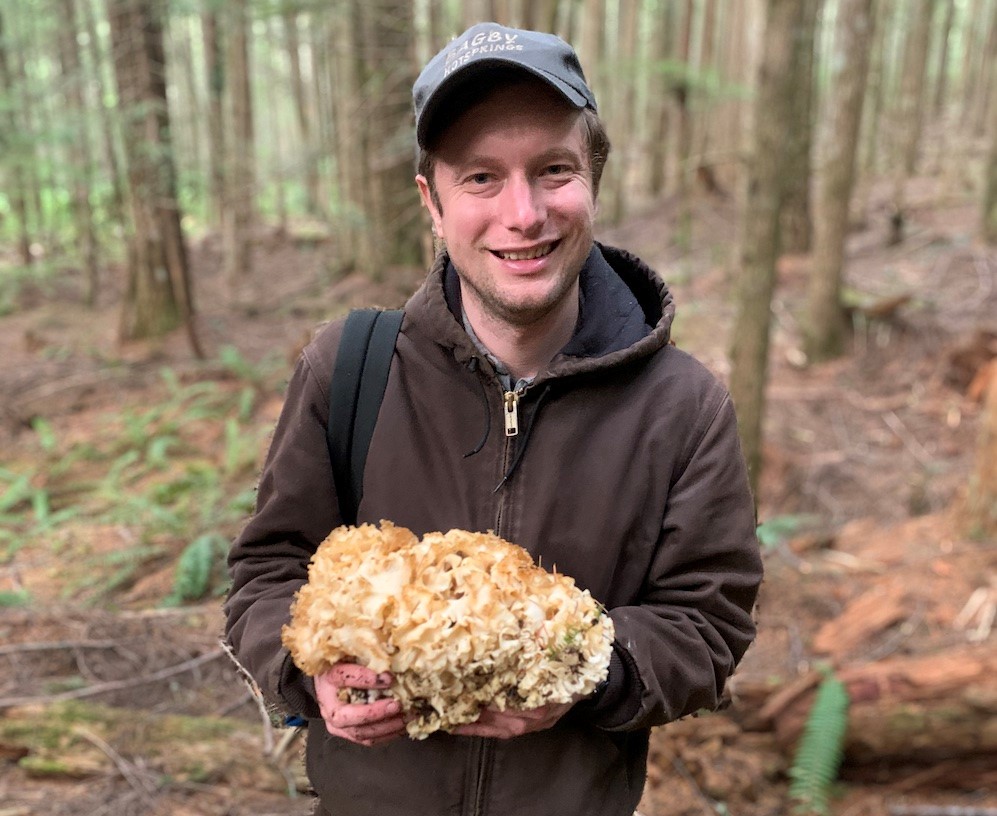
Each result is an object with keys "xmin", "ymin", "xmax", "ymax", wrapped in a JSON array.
[
  {"xmin": 966, "ymin": 362, "xmax": 997, "ymax": 534},
  {"xmin": 266, "ymin": 17, "xmax": 289, "ymax": 233},
  {"xmin": 672, "ymin": 0, "xmax": 695, "ymax": 247},
  {"xmin": 222, "ymin": 0, "xmax": 254, "ymax": 289},
  {"xmin": 577, "ymin": 0, "xmax": 604, "ymax": 95},
  {"xmin": 692, "ymin": 0, "xmax": 720, "ymax": 193},
  {"xmin": 169, "ymin": 17, "xmax": 203, "ymax": 184},
  {"xmin": 331, "ymin": 1, "xmax": 369, "ymax": 269},
  {"xmin": 727, "ymin": 0, "xmax": 804, "ymax": 496},
  {"xmin": 523, "ymin": 0, "xmax": 559, "ymax": 31},
  {"xmin": 355, "ymin": 0, "xmax": 422, "ymax": 275},
  {"xmin": 0, "ymin": 9, "xmax": 33, "ymax": 267},
  {"xmin": 56, "ymin": 0, "xmax": 100, "ymax": 306},
  {"xmin": 959, "ymin": 0, "xmax": 987, "ymax": 128},
  {"xmin": 778, "ymin": 0, "xmax": 821, "ymax": 254},
  {"xmin": 603, "ymin": 0, "xmax": 640, "ymax": 225},
  {"xmin": 973, "ymin": 7, "xmax": 997, "ymax": 136},
  {"xmin": 201, "ymin": 4, "xmax": 224, "ymax": 227},
  {"xmin": 646, "ymin": 1, "xmax": 675, "ymax": 199},
  {"xmin": 983, "ymin": 51, "xmax": 997, "ymax": 244},
  {"xmin": 283, "ymin": 7, "xmax": 320, "ymax": 216},
  {"xmin": 462, "ymin": 0, "xmax": 492, "ymax": 31},
  {"xmin": 426, "ymin": 0, "xmax": 447, "ymax": 51},
  {"xmin": 107, "ymin": 0, "xmax": 201, "ymax": 356},
  {"xmin": 311, "ymin": 14, "xmax": 335, "ymax": 228},
  {"xmin": 20, "ymin": 11, "xmax": 55, "ymax": 251},
  {"xmin": 80, "ymin": 0, "xmax": 126, "ymax": 229},
  {"xmin": 932, "ymin": 0, "xmax": 956, "ymax": 118},
  {"xmin": 902, "ymin": 0, "xmax": 935, "ymax": 175},
  {"xmin": 804, "ymin": 0, "xmax": 875, "ymax": 363},
  {"xmin": 718, "ymin": 0, "xmax": 761, "ymax": 208},
  {"xmin": 889, "ymin": 0, "xmax": 935, "ymax": 240},
  {"xmin": 854, "ymin": 0, "xmax": 890, "ymax": 221}
]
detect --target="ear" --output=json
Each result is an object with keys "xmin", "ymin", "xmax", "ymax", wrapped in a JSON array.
[{"xmin": 415, "ymin": 175, "xmax": 444, "ymax": 238}]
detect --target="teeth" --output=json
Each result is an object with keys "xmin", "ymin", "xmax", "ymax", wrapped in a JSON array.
[{"xmin": 499, "ymin": 244, "xmax": 553, "ymax": 261}]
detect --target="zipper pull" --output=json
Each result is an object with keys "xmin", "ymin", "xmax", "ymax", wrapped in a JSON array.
[{"xmin": 504, "ymin": 390, "xmax": 520, "ymax": 437}]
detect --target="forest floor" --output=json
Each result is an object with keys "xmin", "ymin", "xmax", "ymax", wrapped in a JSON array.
[{"xmin": 0, "ymin": 168, "xmax": 995, "ymax": 815}]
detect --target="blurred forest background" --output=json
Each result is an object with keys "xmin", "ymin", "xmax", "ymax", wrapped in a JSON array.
[{"xmin": 1, "ymin": 0, "xmax": 996, "ymax": 815}]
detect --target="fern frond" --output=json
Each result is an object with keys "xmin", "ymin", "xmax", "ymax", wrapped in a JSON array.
[
  {"xmin": 788, "ymin": 670, "xmax": 850, "ymax": 815},
  {"xmin": 169, "ymin": 533, "xmax": 225, "ymax": 604}
]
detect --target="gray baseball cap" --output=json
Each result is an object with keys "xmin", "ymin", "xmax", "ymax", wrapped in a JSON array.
[{"xmin": 413, "ymin": 22, "xmax": 597, "ymax": 149}]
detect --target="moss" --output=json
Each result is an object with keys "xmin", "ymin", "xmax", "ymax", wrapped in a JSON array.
[{"xmin": 19, "ymin": 756, "xmax": 79, "ymax": 777}]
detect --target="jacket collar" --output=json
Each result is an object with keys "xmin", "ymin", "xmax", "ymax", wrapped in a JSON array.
[{"xmin": 406, "ymin": 242, "xmax": 675, "ymax": 377}]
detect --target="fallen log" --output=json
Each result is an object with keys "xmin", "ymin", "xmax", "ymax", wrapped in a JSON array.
[{"xmin": 732, "ymin": 645, "xmax": 997, "ymax": 772}]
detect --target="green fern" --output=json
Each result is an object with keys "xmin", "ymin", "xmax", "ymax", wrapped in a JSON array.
[
  {"xmin": 168, "ymin": 534, "xmax": 226, "ymax": 604},
  {"xmin": 788, "ymin": 670, "xmax": 850, "ymax": 815}
]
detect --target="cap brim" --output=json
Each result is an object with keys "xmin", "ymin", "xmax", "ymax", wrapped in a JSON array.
[{"xmin": 416, "ymin": 59, "xmax": 591, "ymax": 148}]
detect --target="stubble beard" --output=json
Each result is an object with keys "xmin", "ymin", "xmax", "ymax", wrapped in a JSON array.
[{"xmin": 455, "ymin": 263, "xmax": 582, "ymax": 330}]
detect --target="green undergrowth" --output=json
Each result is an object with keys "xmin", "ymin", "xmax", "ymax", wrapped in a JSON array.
[
  {"xmin": 0, "ymin": 352, "xmax": 278, "ymax": 605},
  {"xmin": 0, "ymin": 700, "xmax": 288, "ymax": 789}
]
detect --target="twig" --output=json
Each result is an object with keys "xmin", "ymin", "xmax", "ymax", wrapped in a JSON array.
[
  {"xmin": 217, "ymin": 686, "xmax": 255, "ymax": 717},
  {"xmin": 671, "ymin": 756, "xmax": 726, "ymax": 816},
  {"xmin": 841, "ymin": 390, "xmax": 913, "ymax": 413},
  {"xmin": 0, "ymin": 639, "xmax": 122, "ymax": 656},
  {"xmin": 272, "ymin": 727, "xmax": 302, "ymax": 798},
  {"xmin": 220, "ymin": 640, "xmax": 277, "ymax": 754},
  {"xmin": 0, "ymin": 648, "xmax": 224, "ymax": 710},
  {"xmin": 954, "ymin": 583, "xmax": 996, "ymax": 642},
  {"xmin": 882, "ymin": 411, "xmax": 934, "ymax": 468},
  {"xmin": 74, "ymin": 728, "xmax": 159, "ymax": 807},
  {"xmin": 892, "ymin": 760, "xmax": 962, "ymax": 793},
  {"xmin": 889, "ymin": 807, "xmax": 997, "ymax": 816},
  {"xmin": 865, "ymin": 601, "xmax": 926, "ymax": 661},
  {"xmin": 756, "ymin": 670, "xmax": 822, "ymax": 726}
]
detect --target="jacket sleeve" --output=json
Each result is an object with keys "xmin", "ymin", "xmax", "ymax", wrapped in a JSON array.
[
  {"xmin": 223, "ymin": 343, "xmax": 342, "ymax": 720},
  {"xmin": 580, "ymin": 390, "xmax": 762, "ymax": 731}
]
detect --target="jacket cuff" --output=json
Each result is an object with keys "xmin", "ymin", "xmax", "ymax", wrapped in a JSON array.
[
  {"xmin": 276, "ymin": 650, "xmax": 321, "ymax": 720},
  {"xmin": 573, "ymin": 642, "xmax": 641, "ymax": 729}
]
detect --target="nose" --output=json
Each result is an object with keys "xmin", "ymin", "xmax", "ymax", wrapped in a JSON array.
[{"xmin": 500, "ymin": 175, "xmax": 545, "ymax": 234}]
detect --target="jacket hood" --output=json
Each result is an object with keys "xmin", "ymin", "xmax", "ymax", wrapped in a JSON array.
[{"xmin": 404, "ymin": 242, "xmax": 675, "ymax": 380}]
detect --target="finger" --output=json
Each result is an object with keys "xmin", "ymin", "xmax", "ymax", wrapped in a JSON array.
[
  {"xmin": 454, "ymin": 720, "xmax": 527, "ymax": 739},
  {"xmin": 326, "ymin": 714, "xmax": 408, "ymax": 744},
  {"xmin": 329, "ymin": 697, "xmax": 403, "ymax": 729},
  {"xmin": 326, "ymin": 663, "xmax": 394, "ymax": 689}
]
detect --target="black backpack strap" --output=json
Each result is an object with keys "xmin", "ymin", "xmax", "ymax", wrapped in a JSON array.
[{"xmin": 326, "ymin": 308, "xmax": 404, "ymax": 526}]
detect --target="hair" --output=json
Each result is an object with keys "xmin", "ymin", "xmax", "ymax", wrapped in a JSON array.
[{"xmin": 417, "ymin": 99, "xmax": 611, "ymax": 216}]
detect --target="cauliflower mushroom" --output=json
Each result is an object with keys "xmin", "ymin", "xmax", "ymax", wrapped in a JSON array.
[{"xmin": 282, "ymin": 521, "xmax": 615, "ymax": 738}]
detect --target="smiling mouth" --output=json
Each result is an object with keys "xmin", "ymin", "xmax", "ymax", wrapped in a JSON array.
[{"xmin": 493, "ymin": 242, "xmax": 557, "ymax": 261}]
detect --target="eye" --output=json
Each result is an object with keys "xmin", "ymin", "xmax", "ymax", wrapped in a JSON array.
[
  {"xmin": 467, "ymin": 172, "xmax": 493, "ymax": 185},
  {"xmin": 543, "ymin": 164, "xmax": 572, "ymax": 176}
]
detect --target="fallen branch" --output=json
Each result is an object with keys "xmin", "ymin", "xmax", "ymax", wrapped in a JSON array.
[
  {"xmin": 74, "ymin": 727, "xmax": 159, "ymax": 807},
  {"xmin": 220, "ymin": 639, "xmax": 278, "ymax": 755},
  {"xmin": 882, "ymin": 411, "xmax": 933, "ymax": 469},
  {"xmin": 0, "ymin": 648, "xmax": 224, "ymax": 710},
  {"xmin": 671, "ymin": 756, "xmax": 722, "ymax": 816},
  {"xmin": 0, "ymin": 639, "xmax": 122, "ymax": 657},
  {"xmin": 889, "ymin": 807, "xmax": 997, "ymax": 816}
]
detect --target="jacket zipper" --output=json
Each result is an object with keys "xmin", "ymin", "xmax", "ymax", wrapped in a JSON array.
[
  {"xmin": 464, "ymin": 385, "xmax": 526, "ymax": 816},
  {"xmin": 471, "ymin": 738, "xmax": 491, "ymax": 816},
  {"xmin": 495, "ymin": 384, "xmax": 526, "ymax": 529},
  {"xmin": 503, "ymin": 389, "xmax": 520, "ymax": 436}
]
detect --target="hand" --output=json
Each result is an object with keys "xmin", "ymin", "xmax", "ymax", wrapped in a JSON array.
[
  {"xmin": 315, "ymin": 663, "xmax": 408, "ymax": 746},
  {"xmin": 452, "ymin": 697, "xmax": 578, "ymax": 739}
]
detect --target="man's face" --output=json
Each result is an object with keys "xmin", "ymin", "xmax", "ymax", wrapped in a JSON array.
[{"xmin": 416, "ymin": 81, "xmax": 596, "ymax": 331}]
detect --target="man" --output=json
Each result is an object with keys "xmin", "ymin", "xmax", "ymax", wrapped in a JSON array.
[{"xmin": 225, "ymin": 22, "xmax": 762, "ymax": 816}]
